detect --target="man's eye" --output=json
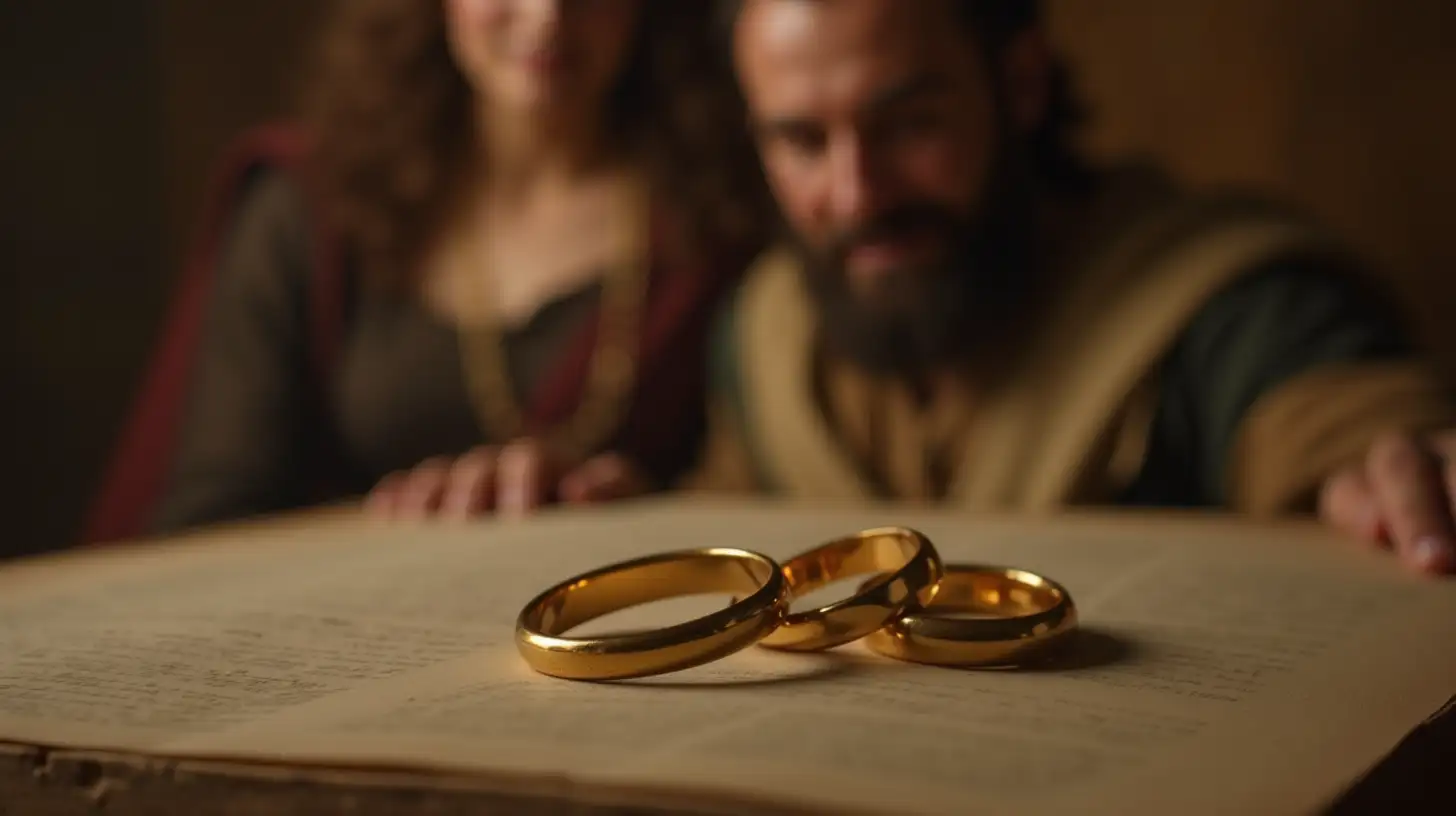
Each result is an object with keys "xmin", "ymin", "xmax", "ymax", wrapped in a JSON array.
[
  {"xmin": 889, "ymin": 111, "xmax": 943, "ymax": 138},
  {"xmin": 774, "ymin": 125, "xmax": 827, "ymax": 155}
]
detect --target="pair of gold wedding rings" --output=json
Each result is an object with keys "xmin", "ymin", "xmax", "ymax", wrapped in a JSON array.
[{"xmin": 515, "ymin": 527, "xmax": 1077, "ymax": 681}]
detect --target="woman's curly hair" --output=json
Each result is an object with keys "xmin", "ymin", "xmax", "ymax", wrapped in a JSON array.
[{"xmin": 300, "ymin": 0, "xmax": 772, "ymax": 286}]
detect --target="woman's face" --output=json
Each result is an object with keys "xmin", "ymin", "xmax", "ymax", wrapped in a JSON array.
[{"xmin": 444, "ymin": 0, "xmax": 642, "ymax": 121}]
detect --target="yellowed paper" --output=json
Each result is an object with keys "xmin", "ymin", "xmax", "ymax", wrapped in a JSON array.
[{"xmin": 2, "ymin": 499, "xmax": 1453, "ymax": 815}]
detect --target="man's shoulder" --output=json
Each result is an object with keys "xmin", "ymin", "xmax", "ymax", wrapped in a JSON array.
[
  {"xmin": 1060, "ymin": 168, "xmax": 1361, "ymax": 350},
  {"xmin": 734, "ymin": 244, "xmax": 807, "ymax": 310},
  {"xmin": 713, "ymin": 244, "xmax": 811, "ymax": 353},
  {"xmin": 701, "ymin": 246, "xmax": 813, "ymax": 496},
  {"xmin": 707, "ymin": 244, "xmax": 819, "ymax": 425},
  {"xmin": 1102, "ymin": 168, "xmax": 1408, "ymax": 356},
  {"xmin": 1098, "ymin": 168, "xmax": 1415, "ymax": 408},
  {"xmin": 1129, "ymin": 207, "xmax": 1418, "ymax": 509},
  {"xmin": 1083, "ymin": 163, "xmax": 1337, "ymax": 276},
  {"xmin": 1170, "ymin": 246, "xmax": 1412, "ymax": 391}
]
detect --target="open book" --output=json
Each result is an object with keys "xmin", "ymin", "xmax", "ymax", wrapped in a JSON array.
[{"xmin": 2, "ymin": 498, "xmax": 1453, "ymax": 814}]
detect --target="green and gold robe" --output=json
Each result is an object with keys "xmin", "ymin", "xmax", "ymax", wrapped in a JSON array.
[{"xmin": 688, "ymin": 172, "xmax": 1454, "ymax": 515}]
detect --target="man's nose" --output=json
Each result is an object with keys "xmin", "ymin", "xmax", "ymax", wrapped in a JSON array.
[
  {"xmin": 826, "ymin": 137, "xmax": 890, "ymax": 226},
  {"xmin": 520, "ymin": 0, "xmax": 563, "ymax": 37}
]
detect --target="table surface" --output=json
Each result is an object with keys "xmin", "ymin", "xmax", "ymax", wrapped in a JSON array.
[{"xmin": 2, "ymin": 505, "xmax": 1452, "ymax": 816}]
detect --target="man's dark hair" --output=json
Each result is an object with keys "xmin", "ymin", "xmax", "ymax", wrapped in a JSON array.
[{"xmin": 717, "ymin": 0, "xmax": 1092, "ymax": 191}]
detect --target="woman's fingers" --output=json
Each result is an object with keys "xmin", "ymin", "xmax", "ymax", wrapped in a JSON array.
[
  {"xmin": 394, "ymin": 457, "xmax": 453, "ymax": 518},
  {"xmin": 440, "ymin": 446, "xmax": 498, "ymax": 519},
  {"xmin": 496, "ymin": 440, "xmax": 554, "ymax": 517},
  {"xmin": 559, "ymin": 454, "xmax": 649, "ymax": 504}
]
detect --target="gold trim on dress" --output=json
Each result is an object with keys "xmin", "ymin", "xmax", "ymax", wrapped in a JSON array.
[{"xmin": 457, "ymin": 178, "xmax": 652, "ymax": 462}]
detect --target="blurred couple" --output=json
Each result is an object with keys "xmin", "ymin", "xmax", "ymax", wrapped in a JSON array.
[{"xmin": 88, "ymin": 0, "xmax": 1456, "ymax": 576}]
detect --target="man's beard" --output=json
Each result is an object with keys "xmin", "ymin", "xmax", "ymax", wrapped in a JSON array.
[{"xmin": 796, "ymin": 158, "xmax": 1040, "ymax": 380}]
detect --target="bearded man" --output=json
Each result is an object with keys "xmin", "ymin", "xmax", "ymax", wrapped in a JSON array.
[{"xmin": 688, "ymin": 0, "xmax": 1456, "ymax": 574}]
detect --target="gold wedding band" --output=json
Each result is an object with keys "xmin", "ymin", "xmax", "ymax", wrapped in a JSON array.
[
  {"xmin": 757, "ymin": 527, "xmax": 943, "ymax": 652},
  {"xmin": 864, "ymin": 565, "xmax": 1077, "ymax": 667},
  {"xmin": 515, "ymin": 548, "xmax": 790, "ymax": 681}
]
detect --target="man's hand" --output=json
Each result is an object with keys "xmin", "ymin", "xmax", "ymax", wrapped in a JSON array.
[
  {"xmin": 1319, "ymin": 430, "xmax": 1456, "ymax": 574},
  {"xmin": 364, "ymin": 440, "xmax": 651, "ymax": 520}
]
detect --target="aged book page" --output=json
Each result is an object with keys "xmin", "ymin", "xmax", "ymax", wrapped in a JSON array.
[{"xmin": 2, "ymin": 498, "xmax": 1453, "ymax": 815}]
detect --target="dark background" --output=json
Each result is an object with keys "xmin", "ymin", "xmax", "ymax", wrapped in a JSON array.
[{"xmin": 3, "ymin": 0, "xmax": 1453, "ymax": 559}]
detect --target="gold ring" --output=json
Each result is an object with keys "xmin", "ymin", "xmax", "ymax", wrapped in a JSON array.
[
  {"xmin": 516, "ymin": 548, "xmax": 790, "ymax": 680},
  {"xmin": 864, "ymin": 565, "xmax": 1077, "ymax": 667},
  {"xmin": 757, "ymin": 527, "xmax": 943, "ymax": 652}
]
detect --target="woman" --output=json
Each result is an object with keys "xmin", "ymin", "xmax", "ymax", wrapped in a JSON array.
[{"xmin": 83, "ymin": 0, "xmax": 768, "ymax": 541}]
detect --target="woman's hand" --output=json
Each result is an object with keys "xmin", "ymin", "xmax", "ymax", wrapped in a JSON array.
[{"xmin": 364, "ymin": 440, "xmax": 651, "ymax": 520}]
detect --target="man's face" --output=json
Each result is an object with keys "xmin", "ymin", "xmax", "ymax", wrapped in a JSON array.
[{"xmin": 734, "ymin": 0, "xmax": 1035, "ymax": 372}]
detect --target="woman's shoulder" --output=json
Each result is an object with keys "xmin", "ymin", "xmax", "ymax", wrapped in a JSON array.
[
  {"xmin": 203, "ymin": 163, "xmax": 326, "ymax": 318},
  {"xmin": 205, "ymin": 121, "xmax": 337, "ymax": 253},
  {"xmin": 225, "ymin": 167, "xmax": 312, "ymax": 245},
  {"xmin": 206, "ymin": 122, "xmax": 327, "ymax": 253}
]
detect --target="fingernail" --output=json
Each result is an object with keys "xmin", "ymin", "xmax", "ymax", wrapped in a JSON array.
[{"xmin": 1412, "ymin": 537, "xmax": 1454, "ymax": 570}]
